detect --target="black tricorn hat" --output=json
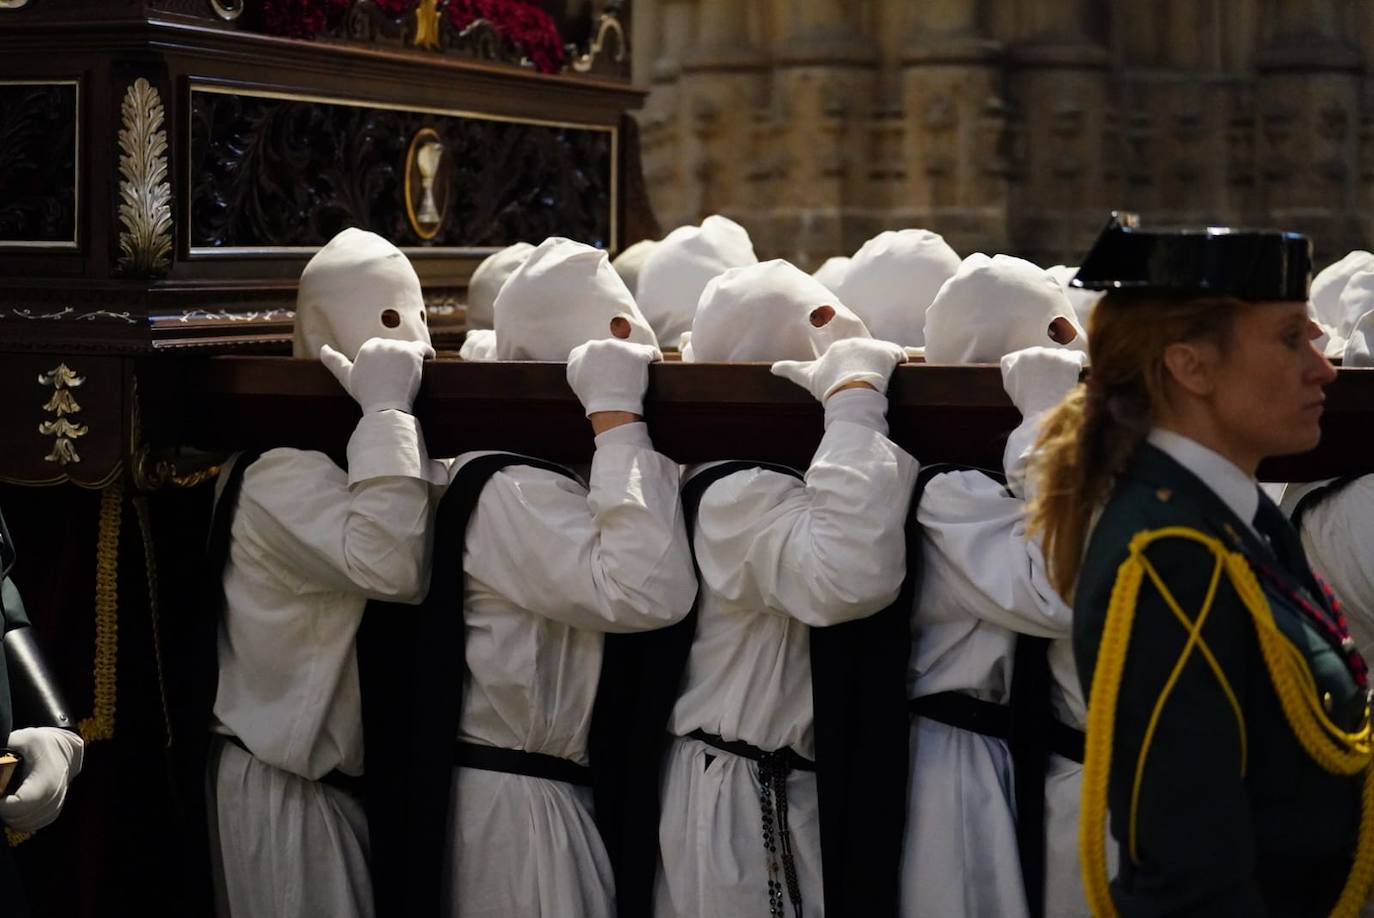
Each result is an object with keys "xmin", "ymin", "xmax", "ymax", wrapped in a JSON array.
[{"xmin": 1070, "ymin": 212, "xmax": 1312, "ymax": 301}]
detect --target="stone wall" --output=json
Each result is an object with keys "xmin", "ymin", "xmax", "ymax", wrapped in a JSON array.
[{"xmin": 630, "ymin": 0, "xmax": 1374, "ymax": 270}]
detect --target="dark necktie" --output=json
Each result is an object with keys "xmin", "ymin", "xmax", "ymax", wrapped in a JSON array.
[{"xmin": 1253, "ymin": 489, "xmax": 1324, "ymax": 603}]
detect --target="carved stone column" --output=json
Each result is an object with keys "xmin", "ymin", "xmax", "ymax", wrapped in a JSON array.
[
  {"xmin": 899, "ymin": 0, "xmax": 1009, "ymax": 256},
  {"xmin": 676, "ymin": 0, "xmax": 768, "ymax": 234},
  {"xmin": 770, "ymin": 0, "xmax": 878, "ymax": 265},
  {"xmin": 778, "ymin": 0, "xmax": 874, "ymax": 67},
  {"xmin": 639, "ymin": 0, "xmax": 698, "ymax": 232},
  {"xmin": 1254, "ymin": 0, "xmax": 1364, "ymax": 263},
  {"xmin": 1117, "ymin": 1, "xmax": 1237, "ymax": 229},
  {"xmin": 650, "ymin": 0, "xmax": 695, "ymax": 84},
  {"xmin": 1007, "ymin": 0, "xmax": 1113, "ymax": 267}
]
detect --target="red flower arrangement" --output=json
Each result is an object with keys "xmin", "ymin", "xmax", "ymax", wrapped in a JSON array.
[
  {"xmin": 244, "ymin": 0, "xmax": 566, "ymax": 74},
  {"xmin": 244, "ymin": 0, "xmax": 350, "ymax": 40},
  {"xmin": 446, "ymin": 0, "xmax": 566, "ymax": 74}
]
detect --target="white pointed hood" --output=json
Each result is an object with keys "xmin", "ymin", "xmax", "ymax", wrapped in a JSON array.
[
  {"xmin": 293, "ymin": 227, "xmax": 430, "ymax": 359},
  {"xmin": 685, "ymin": 259, "xmax": 871, "ymax": 363},
  {"xmin": 812, "ymin": 256, "xmax": 851, "ymax": 293},
  {"xmin": 924, "ymin": 254, "xmax": 1084, "ymax": 364},
  {"xmin": 1335, "ymin": 265, "xmax": 1374, "ymax": 341},
  {"xmin": 612, "ymin": 238, "xmax": 660, "ymax": 298},
  {"xmin": 835, "ymin": 229, "xmax": 961, "ymax": 347},
  {"xmin": 1311, "ymin": 250, "xmax": 1374, "ymax": 331},
  {"xmin": 466, "ymin": 242, "xmax": 535, "ymax": 331},
  {"xmin": 1344, "ymin": 308, "xmax": 1374, "ymax": 367},
  {"xmin": 637, "ymin": 215, "xmax": 758, "ymax": 349},
  {"xmin": 1046, "ymin": 264, "xmax": 1104, "ymax": 329},
  {"xmin": 493, "ymin": 237, "xmax": 656, "ymax": 360}
]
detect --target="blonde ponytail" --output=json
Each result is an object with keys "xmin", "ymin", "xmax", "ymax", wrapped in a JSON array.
[{"xmin": 1026, "ymin": 291, "xmax": 1243, "ymax": 599}]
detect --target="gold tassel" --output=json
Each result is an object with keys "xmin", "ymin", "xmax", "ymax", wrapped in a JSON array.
[{"xmin": 78, "ymin": 481, "xmax": 121, "ymax": 744}]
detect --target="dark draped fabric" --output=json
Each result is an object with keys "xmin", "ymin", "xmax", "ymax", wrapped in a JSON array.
[{"xmin": 358, "ymin": 453, "xmax": 575, "ymax": 918}]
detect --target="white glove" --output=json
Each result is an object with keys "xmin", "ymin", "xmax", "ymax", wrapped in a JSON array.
[
  {"xmin": 0, "ymin": 727, "xmax": 84, "ymax": 833},
  {"xmin": 320, "ymin": 337, "xmax": 435, "ymax": 413},
  {"xmin": 770, "ymin": 337, "xmax": 908, "ymax": 402},
  {"xmin": 566, "ymin": 337, "xmax": 663, "ymax": 416},
  {"xmin": 458, "ymin": 328, "xmax": 497, "ymax": 362},
  {"xmin": 1000, "ymin": 346, "xmax": 1088, "ymax": 416}
]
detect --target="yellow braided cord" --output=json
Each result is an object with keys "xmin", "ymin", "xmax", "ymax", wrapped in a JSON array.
[
  {"xmin": 1079, "ymin": 536, "xmax": 1147, "ymax": 918},
  {"xmin": 78, "ymin": 480, "xmax": 120, "ymax": 744},
  {"xmin": 1135, "ymin": 553, "xmax": 1248, "ymax": 776},
  {"xmin": 1327, "ymin": 764, "xmax": 1374, "ymax": 918},
  {"xmin": 1079, "ymin": 526, "xmax": 1374, "ymax": 918},
  {"xmin": 1223, "ymin": 553, "xmax": 1373, "ymax": 773},
  {"xmin": 1128, "ymin": 548, "xmax": 1243, "ymax": 864}
]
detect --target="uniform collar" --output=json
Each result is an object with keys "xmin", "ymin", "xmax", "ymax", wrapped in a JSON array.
[
  {"xmin": 1127, "ymin": 440, "xmax": 1269, "ymax": 559},
  {"xmin": 1146, "ymin": 428, "xmax": 1260, "ymax": 538}
]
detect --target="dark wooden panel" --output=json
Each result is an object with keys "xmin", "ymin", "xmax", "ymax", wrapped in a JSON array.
[
  {"xmin": 189, "ymin": 88, "xmax": 614, "ymax": 250},
  {"xmin": 181, "ymin": 358, "xmax": 1374, "ymax": 480},
  {"xmin": 0, "ymin": 81, "xmax": 78, "ymax": 245}
]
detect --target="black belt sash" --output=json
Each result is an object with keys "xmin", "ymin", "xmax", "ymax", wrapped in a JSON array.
[
  {"xmin": 907, "ymin": 692, "xmax": 1085, "ymax": 765},
  {"xmin": 210, "ymin": 732, "xmax": 367, "ymax": 799},
  {"xmin": 359, "ymin": 453, "xmax": 578, "ymax": 918},
  {"xmin": 686, "ymin": 729, "xmax": 816, "ymax": 773},
  {"xmin": 453, "ymin": 740, "xmax": 592, "ymax": 787},
  {"xmin": 1289, "ymin": 475, "xmax": 1360, "ymax": 531}
]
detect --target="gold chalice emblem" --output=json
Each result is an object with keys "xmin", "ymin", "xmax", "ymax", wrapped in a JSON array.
[{"xmin": 405, "ymin": 127, "xmax": 449, "ymax": 240}]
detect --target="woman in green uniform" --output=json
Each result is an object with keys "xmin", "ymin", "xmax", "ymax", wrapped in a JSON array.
[{"xmin": 1027, "ymin": 214, "xmax": 1374, "ymax": 916}]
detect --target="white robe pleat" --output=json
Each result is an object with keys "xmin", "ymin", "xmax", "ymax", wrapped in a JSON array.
[
  {"xmin": 212, "ymin": 742, "xmax": 372, "ymax": 918},
  {"xmin": 442, "ymin": 768, "xmax": 614, "ymax": 918},
  {"xmin": 902, "ymin": 720, "xmax": 1026, "ymax": 918},
  {"xmin": 654, "ymin": 736, "xmax": 824, "ymax": 918},
  {"xmin": 1044, "ymin": 754, "xmax": 1096, "ymax": 918}
]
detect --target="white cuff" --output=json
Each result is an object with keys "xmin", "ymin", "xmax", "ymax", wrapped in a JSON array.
[
  {"xmin": 823, "ymin": 387, "xmax": 889, "ymax": 435},
  {"xmin": 594, "ymin": 421, "xmax": 654, "ymax": 451},
  {"xmin": 347, "ymin": 409, "xmax": 428, "ymax": 485}
]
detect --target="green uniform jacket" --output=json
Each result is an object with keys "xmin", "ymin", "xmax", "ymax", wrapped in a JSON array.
[{"xmin": 1075, "ymin": 444, "xmax": 1364, "ymax": 917}]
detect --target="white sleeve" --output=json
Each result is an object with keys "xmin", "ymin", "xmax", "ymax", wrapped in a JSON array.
[
  {"xmin": 1002, "ymin": 409, "xmax": 1043, "ymax": 501},
  {"xmin": 231, "ymin": 410, "xmax": 433, "ymax": 603},
  {"xmin": 692, "ymin": 420, "xmax": 919, "ymax": 627},
  {"xmin": 823, "ymin": 386, "xmax": 890, "ymax": 435},
  {"xmin": 917, "ymin": 469, "xmax": 1071, "ymax": 637},
  {"xmin": 460, "ymin": 429, "xmax": 697, "ymax": 633}
]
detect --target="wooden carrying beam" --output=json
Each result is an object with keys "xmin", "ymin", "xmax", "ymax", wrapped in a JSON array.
[{"xmin": 180, "ymin": 358, "xmax": 1374, "ymax": 481}]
